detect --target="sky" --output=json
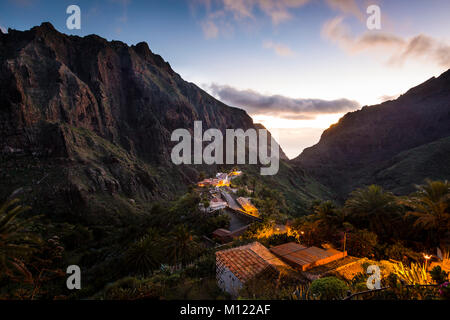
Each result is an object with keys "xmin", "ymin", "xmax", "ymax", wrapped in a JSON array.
[{"xmin": 1, "ymin": 0, "xmax": 450, "ymax": 158}]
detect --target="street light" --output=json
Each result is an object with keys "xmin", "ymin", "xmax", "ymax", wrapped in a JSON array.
[{"xmin": 423, "ymin": 253, "xmax": 432, "ymax": 270}]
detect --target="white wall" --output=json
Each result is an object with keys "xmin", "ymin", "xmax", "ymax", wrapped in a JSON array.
[{"xmin": 217, "ymin": 264, "xmax": 243, "ymax": 297}]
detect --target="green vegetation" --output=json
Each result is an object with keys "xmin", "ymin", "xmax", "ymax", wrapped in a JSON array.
[
  {"xmin": 0, "ymin": 178, "xmax": 449, "ymax": 300},
  {"xmin": 0, "ymin": 198, "xmax": 40, "ymax": 274},
  {"xmin": 309, "ymin": 277, "xmax": 348, "ymax": 300}
]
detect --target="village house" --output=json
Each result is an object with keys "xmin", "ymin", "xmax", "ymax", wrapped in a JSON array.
[
  {"xmin": 269, "ymin": 242, "xmax": 347, "ymax": 272},
  {"xmin": 228, "ymin": 170, "xmax": 242, "ymax": 179},
  {"xmin": 212, "ymin": 225, "xmax": 251, "ymax": 244},
  {"xmin": 236, "ymin": 197, "xmax": 259, "ymax": 216},
  {"xmin": 216, "ymin": 173, "xmax": 228, "ymax": 180},
  {"xmin": 197, "ymin": 178, "xmax": 213, "ymax": 188},
  {"xmin": 198, "ymin": 173, "xmax": 231, "ymax": 188},
  {"xmin": 216, "ymin": 242, "xmax": 288, "ymax": 297},
  {"xmin": 209, "ymin": 197, "xmax": 228, "ymax": 211},
  {"xmin": 212, "ymin": 229, "xmax": 233, "ymax": 243},
  {"xmin": 215, "ymin": 173, "xmax": 230, "ymax": 187}
]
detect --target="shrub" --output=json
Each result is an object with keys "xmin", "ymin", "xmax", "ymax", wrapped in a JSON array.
[
  {"xmin": 103, "ymin": 277, "xmax": 158, "ymax": 300},
  {"xmin": 346, "ymin": 229, "xmax": 378, "ymax": 257},
  {"xmin": 430, "ymin": 266, "xmax": 449, "ymax": 284},
  {"xmin": 384, "ymin": 242, "xmax": 420, "ymax": 262},
  {"xmin": 309, "ymin": 276, "xmax": 348, "ymax": 300}
]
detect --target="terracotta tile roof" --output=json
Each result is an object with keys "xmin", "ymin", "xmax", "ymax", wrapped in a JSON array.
[
  {"xmin": 213, "ymin": 228, "xmax": 231, "ymax": 238},
  {"xmin": 270, "ymin": 242, "xmax": 347, "ymax": 271},
  {"xmin": 216, "ymin": 242, "xmax": 288, "ymax": 283},
  {"xmin": 211, "ymin": 197, "xmax": 226, "ymax": 203}
]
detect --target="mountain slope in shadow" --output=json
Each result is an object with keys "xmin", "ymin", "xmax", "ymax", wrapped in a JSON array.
[
  {"xmin": 294, "ymin": 70, "xmax": 450, "ymax": 198},
  {"xmin": 0, "ymin": 23, "xmax": 327, "ymax": 223}
]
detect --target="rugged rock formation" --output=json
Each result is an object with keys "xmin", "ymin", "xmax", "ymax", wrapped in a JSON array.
[
  {"xmin": 294, "ymin": 70, "xmax": 450, "ymax": 197},
  {"xmin": 0, "ymin": 23, "xmax": 322, "ymax": 223}
]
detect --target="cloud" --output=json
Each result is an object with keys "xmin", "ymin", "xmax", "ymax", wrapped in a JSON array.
[
  {"xmin": 325, "ymin": 0, "xmax": 365, "ymax": 20},
  {"xmin": 221, "ymin": 0, "xmax": 310, "ymax": 25},
  {"xmin": 263, "ymin": 41, "xmax": 295, "ymax": 57},
  {"xmin": 208, "ymin": 84, "xmax": 360, "ymax": 118},
  {"xmin": 194, "ymin": 0, "xmax": 311, "ymax": 38},
  {"xmin": 193, "ymin": 0, "xmax": 371, "ymax": 39},
  {"xmin": 201, "ymin": 20, "xmax": 220, "ymax": 39},
  {"xmin": 322, "ymin": 16, "xmax": 450, "ymax": 68}
]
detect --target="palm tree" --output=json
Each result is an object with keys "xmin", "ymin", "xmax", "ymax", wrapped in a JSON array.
[
  {"xmin": 0, "ymin": 198, "xmax": 41, "ymax": 275},
  {"xmin": 167, "ymin": 224, "xmax": 201, "ymax": 268},
  {"xmin": 399, "ymin": 180, "xmax": 450, "ymax": 245},
  {"xmin": 125, "ymin": 229, "xmax": 163, "ymax": 276},
  {"xmin": 345, "ymin": 185, "xmax": 400, "ymax": 239},
  {"xmin": 312, "ymin": 201, "xmax": 338, "ymax": 239}
]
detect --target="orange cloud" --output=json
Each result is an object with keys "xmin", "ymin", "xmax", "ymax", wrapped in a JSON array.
[
  {"xmin": 322, "ymin": 17, "xmax": 450, "ymax": 68},
  {"xmin": 222, "ymin": 0, "xmax": 310, "ymax": 24},
  {"xmin": 263, "ymin": 41, "xmax": 295, "ymax": 57},
  {"xmin": 325, "ymin": 0, "xmax": 365, "ymax": 20}
]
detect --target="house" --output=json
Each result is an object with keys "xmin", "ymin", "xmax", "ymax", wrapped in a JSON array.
[
  {"xmin": 228, "ymin": 171, "xmax": 242, "ymax": 179},
  {"xmin": 301, "ymin": 256, "xmax": 362, "ymax": 282},
  {"xmin": 269, "ymin": 242, "xmax": 347, "ymax": 272},
  {"xmin": 197, "ymin": 179, "xmax": 213, "ymax": 188},
  {"xmin": 236, "ymin": 197, "xmax": 259, "ymax": 216},
  {"xmin": 216, "ymin": 242, "xmax": 289, "ymax": 297},
  {"xmin": 215, "ymin": 173, "xmax": 230, "ymax": 187},
  {"xmin": 212, "ymin": 228, "xmax": 233, "ymax": 243},
  {"xmin": 212, "ymin": 225, "xmax": 251, "ymax": 244},
  {"xmin": 216, "ymin": 173, "xmax": 228, "ymax": 180},
  {"xmin": 209, "ymin": 197, "xmax": 228, "ymax": 211}
]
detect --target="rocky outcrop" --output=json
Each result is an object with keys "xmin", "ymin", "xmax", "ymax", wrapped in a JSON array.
[
  {"xmin": 294, "ymin": 70, "xmax": 450, "ymax": 197},
  {"xmin": 0, "ymin": 22, "xmax": 257, "ymax": 163},
  {"xmin": 0, "ymin": 23, "xmax": 315, "ymax": 224}
]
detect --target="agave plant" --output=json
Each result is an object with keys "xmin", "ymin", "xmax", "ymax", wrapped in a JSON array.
[{"xmin": 393, "ymin": 262, "xmax": 431, "ymax": 285}]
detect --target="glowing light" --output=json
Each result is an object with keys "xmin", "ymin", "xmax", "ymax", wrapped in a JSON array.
[
  {"xmin": 216, "ymin": 179, "xmax": 230, "ymax": 187},
  {"xmin": 251, "ymin": 113, "xmax": 345, "ymax": 130}
]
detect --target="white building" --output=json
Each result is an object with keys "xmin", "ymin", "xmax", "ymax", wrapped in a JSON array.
[
  {"xmin": 209, "ymin": 197, "xmax": 228, "ymax": 211},
  {"xmin": 215, "ymin": 242, "xmax": 288, "ymax": 297}
]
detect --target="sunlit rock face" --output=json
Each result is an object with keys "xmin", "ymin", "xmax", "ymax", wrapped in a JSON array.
[
  {"xmin": 1, "ymin": 23, "xmax": 318, "ymax": 224},
  {"xmin": 294, "ymin": 70, "xmax": 450, "ymax": 197},
  {"xmin": 0, "ymin": 22, "xmax": 258, "ymax": 164}
]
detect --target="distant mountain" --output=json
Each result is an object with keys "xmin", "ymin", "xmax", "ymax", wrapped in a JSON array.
[
  {"xmin": 0, "ymin": 23, "xmax": 326, "ymax": 224},
  {"xmin": 294, "ymin": 70, "xmax": 450, "ymax": 198}
]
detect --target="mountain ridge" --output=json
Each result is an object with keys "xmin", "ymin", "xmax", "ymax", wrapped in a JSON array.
[
  {"xmin": 294, "ymin": 69, "xmax": 450, "ymax": 197},
  {"xmin": 0, "ymin": 22, "xmax": 325, "ymax": 223}
]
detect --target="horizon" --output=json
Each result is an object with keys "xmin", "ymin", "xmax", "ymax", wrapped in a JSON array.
[{"xmin": 1, "ymin": 0, "xmax": 450, "ymax": 158}]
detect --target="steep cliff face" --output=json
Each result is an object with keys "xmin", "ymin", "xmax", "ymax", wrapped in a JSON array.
[
  {"xmin": 0, "ymin": 23, "xmax": 321, "ymax": 224},
  {"xmin": 0, "ymin": 22, "xmax": 256, "ymax": 164},
  {"xmin": 294, "ymin": 70, "xmax": 450, "ymax": 197}
]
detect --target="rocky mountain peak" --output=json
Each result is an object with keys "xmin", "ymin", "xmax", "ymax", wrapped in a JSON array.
[{"xmin": 294, "ymin": 69, "xmax": 450, "ymax": 196}]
